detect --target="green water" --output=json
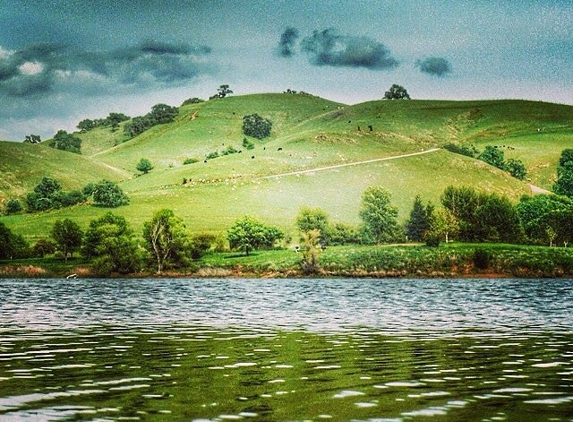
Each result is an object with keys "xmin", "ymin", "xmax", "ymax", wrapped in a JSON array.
[{"xmin": 0, "ymin": 278, "xmax": 572, "ymax": 421}]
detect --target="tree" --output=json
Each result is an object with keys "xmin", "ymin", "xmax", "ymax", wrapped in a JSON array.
[
  {"xmin": 227, "ymin": 216, "xmax": 281, "ymax": 255},
  {"xmin": 0, "ymin": 222, "xmax": 30, "ymax": 259},
  {"xmin": 299, "ymin": 229, "xmax": 322, "ymax": 275},
  {"xmin": 383, "ymin": 84, "xmax": 410, "ymax": 100},
  {"xmin": 23, "ymin": 134, "xmax": 41, "ymax": 144},
  {"xmin": 26, "ymin": 177, "xmax": 63, "ymax": 212},
  {"xmin": 429, "ymin": 208, "xmax": 459, "ymax": 244},
  {"xmin": 83, "ymin": 212, "xmax": 140, "ymax": 275},
  {"xmin": 296, "ymin": 207, "xmax": 330, "ymax": 243},
  {"xmin": 406, "ymin": 195, "xmax": 431, "ymax": 242},
  {"xmin": 517, "ymin": 194, "xmax": 573, "ymax": 245},
  {"xmin": 136, "ymin": 158, "xmax": 154, "ymax": 174},
  {"xmin": 505, "ymin": 158, "xmax": 527, "ymax": 180},
  {"xmin": 359, "ymin": 187, "xmax": 401, "ymax": 244},
  {"xmin": 142, "ymin": 209, "xmax": 191, "ymax": 274},
  {"xmin": 242, "ymin": 114, "xmax": 272, "ymax": 139},
  {"xmin": 48, "ymin": 130, "xmax": 82, "ymax": 154},
  {"xmin": 51, "ymin": 219, "xmax": 83, "ymax": 262},
  {"xmin": 479, "ymin": 146, "xmax": 505, "ymax": 169},
  {"xmin": 559, "ymin": 149, "xmax": 573, "ymax": 167},
  {"xmin": 181, "ymin": 97, "xmax": 204, "ymax": 106},
  {"xmin": 474, "ymin": 194, "xmax": 523, "ymax": 243},
  {"xmin": 91, "ymin": 180, "xmax": 129, "ymax": 207},
  {"xmin": 554, "ymin": 162, "xmax": 573, "ymax": 197},
  {"xmin": 149, "ymin": 103, "xmax": 179, "ymax": 124},
  {"xmin": 441, "ymin": 186, "xmax": 488, "ymax": 241},
  {"xmin": 33, "ymin": 238, "xmax": 56, "ymax": 258},
  {"xmin": 5, "ymin": 199, "xmax": 23, "ymax": 214},
  {"xmin": 217, "ymin": 84, "xmax": 233, "ymax": 98}
]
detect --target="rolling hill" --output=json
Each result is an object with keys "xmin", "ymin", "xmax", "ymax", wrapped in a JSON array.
[{"xmin": 1, "ymin": 93, "xmax": 572, "ymax": 241}]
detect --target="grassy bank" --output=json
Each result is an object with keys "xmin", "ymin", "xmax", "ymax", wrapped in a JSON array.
[{"xmin": 2, "ymin": 243, "xmax": 573, "ymax": 279}]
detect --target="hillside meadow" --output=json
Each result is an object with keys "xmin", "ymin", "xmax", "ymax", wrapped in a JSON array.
[{"xmin": 1, "ymin": 93, "xmax": 572, "ymax": 243}]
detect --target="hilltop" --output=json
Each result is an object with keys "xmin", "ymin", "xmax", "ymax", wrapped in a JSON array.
[{"xmin": 1, "ymin": 92, "xmax": 572, "ymax": 240}]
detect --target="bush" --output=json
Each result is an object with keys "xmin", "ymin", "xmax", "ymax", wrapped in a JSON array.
[
  {"xmin": 91, "ymin": 180, "xmax": 129, "ymax": 208},
  {"xmin": 242, "ymin": 137, "xmax": 255, "ymax": 150},
  {"xmin": 183, "ymin": 158, "xmax": 199, "ymax": 165},
  {"xmin": 242, "ymin": 114, "xmax": 272, "ymax": 139},
  {"xmin": 5, "ymin": 199, "xmax": 23, "ymax": 214},
  {"xmin": 136, "ymin": 158, "xmax": 154, "ymax": 174},
  {"xmin": 206, "ymin": 151, "xmax": 220, "ymax": 160},
  {"xmin": 33, "ymin": 238, "xmax": 56, "ymax": 258},
  {"xmin": 473, "ymin": 248, "xmax": 491, "ymax": 270}
]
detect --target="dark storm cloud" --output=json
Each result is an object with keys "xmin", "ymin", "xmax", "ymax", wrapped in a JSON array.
[
  {"xmin": 416, "ymin": 57, "xmax": 452, "ymax": 77},
  {"xmin": 0, "ymin": 40, "xmax": 213, "ymax": 98},
  {"xmin": 300, "ymin": 28, "xmax": 398, "ymax": 70},
  {"xmin": 277, "ymin": 27, "xmax": 299, "ymax": 57}
]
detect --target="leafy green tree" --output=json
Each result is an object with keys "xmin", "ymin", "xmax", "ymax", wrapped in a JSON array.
[
  {"xmin": 559, "ymin": 149, "xmax": 573, "ymax": 167},
  {"xmin": 441, "ymin": 186, "xmax": 488, "ymax": 241},
  {"xmin": 51, "ymin": 219, "xmax": 83, "ymax": 262},
  {"xmin": 82, "ymin": 212, "xmax": 140, "ymax": 275},
  {"xmin": 33, "ymin": 238, "xmax": 56, "ymax": 258},
  {"xmin": 474, "ymin": 194, "xmax": 523, "ymax": 243},
  {"xmin": 143, "ymin": 209, "xmax": 191, "ymax": 273},
  {"xmin": 359, "ymin": 187, "xmax": 401, "ymax": 244},
  {"xmin": 383, "ymin": 84, "xmax": 410, "ymax": 100},
  {"xmin": 149, "ymin": 103, "xmax": 179, "ymax": 124},
  {"xmin": 299, "ymin": 229, "xmax": 322, "ymax": 275},
  {"xmin": 23, "ymin": 134, "xmax": 41, "ymax": 143},
  {"xmin": 296, "ymin": 207, "xmax": 330, "ymax": 243},
  {"xmin": 181, "ymin": 97, "xmax": 204, "ymax": 105},
  {"xmin": 406, "ymin": 195, "xmax": 432, "ymax": 242},
  {"xmin": 33, "ymin": 177, "xmax": 62, "ymax": 198},
  {"xmin": 227, "ymin": 216, "xmax": 281, "ymax": 255},
  {"xmin": 48, "ymin": 130, "xmax": 82, "ymax": 154},
  {"xmin": 517, "ymin": 194, "xmax": 573, "ymax": 245},
  {"xmin": 242, "ymin": 114, "xmax": 272, "ymax": 139},
  {"xmin": 136, "ymin": 158, "xmax": 154, "ymax": 174},
  {"xmin": 91, "ymin": 180, "xmax": 129, "ymax": 207},
  {"xmin": 0, "ymin": 222, "xmax": 30, "ymax": 259},
  {"xmin": 479, "ymin": 146, "xmax": 505, "ymax": 169},
  {"xmin": 429, "ymin": 208, "xmax": 459, "ymax": 244},
  {"xmin": 554, "ymin": 153, "xmax": 573, "ymax": 197},
  {"xmin": 77, "ymin": 119, "xmax": 98, "ymax": 132},
  {"xmin": 25, "ymin": 177, "xmax": 63, "ymax": 212},
  {"xmin": 125, "ymin": 115, "xmax": 153, "ymax": 137},
  {"xmin": 505, "ymin": 158, "xmax": 527, "ymax": 180},
  {"xmin": 217, "ymin": 84, "xmax": 233, "ymax": 98},
  {"xmin": 5, "ymin": 199, "xmax": 23, "ymax": 214}
]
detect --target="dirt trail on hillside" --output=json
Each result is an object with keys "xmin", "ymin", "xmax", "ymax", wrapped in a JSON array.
[{"xmin": 261, "ymin": 148, "xmax": 441, "ymax": 180}]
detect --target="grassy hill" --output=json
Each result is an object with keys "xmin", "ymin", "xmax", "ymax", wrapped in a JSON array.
[{"xmin": 1, "ymin": 93, "xmax": 572, "ymax": 241}]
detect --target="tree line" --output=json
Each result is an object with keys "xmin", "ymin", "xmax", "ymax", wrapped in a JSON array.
[{"xmin": 4, "ymin": 177, "xmax": 129, "ymax": 214}]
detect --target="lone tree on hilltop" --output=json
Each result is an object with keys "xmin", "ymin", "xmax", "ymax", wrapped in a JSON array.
[
  {"xmin": 216, "ymin": 84, "xmax": 233, "ymax": 98},
  {"xmin": 383, "ymin": 84, "xmax": 410, "ymax": 100}
]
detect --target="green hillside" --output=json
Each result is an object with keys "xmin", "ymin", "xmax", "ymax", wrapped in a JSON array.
[
  {"xmin": 1, "ymin": 93, "xmax": 572, "ymax": 241},
  {"xmin": 0, "ymin": 141, "xmax": 127, "ymax": 202}
]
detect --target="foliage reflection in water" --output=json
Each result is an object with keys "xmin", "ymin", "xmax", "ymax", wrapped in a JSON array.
[{"xmin": 0, "ymin": 278, "xmax": 572, "ymax": 422}]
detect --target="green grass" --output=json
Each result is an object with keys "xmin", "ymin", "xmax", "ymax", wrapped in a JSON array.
[{"xmin": 1, "ymin": 94, "xmax": 572, "ymax": 242}]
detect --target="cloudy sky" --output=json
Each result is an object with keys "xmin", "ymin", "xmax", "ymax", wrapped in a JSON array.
[{"xmin": 1, "ymin": 0, "xmax": 572, "ymax": 141}]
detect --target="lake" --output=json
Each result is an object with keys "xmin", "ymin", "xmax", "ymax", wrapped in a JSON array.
[{"xmin": 0, "ymin": 278, "xmax": 572, "ymax": 422}]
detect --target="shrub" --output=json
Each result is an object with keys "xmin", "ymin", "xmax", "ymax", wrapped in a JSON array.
[
  {"xmin": 473, "ymin": 248, "xmax": 491, "ymax": 270},
  {"xmin": 91, "ymin": 180, "xmax": 129, "ymax": 208},
  {"xmin": 136, "ymin": 158, "xmax": 154, "ymax": 174},
  {"xmin": 183, "ymin": 158, "xmax": 199, "ymax": 165},
  {"xmin": 5, "ymin": 199, "xmax": 23, "ymax": 214},
  {"xmin": 242, "ymin": 137, "xmax": 255, "ymax": 150},
  {"xmin": 206, "ymin": 151, "xmax": 220, "ymax": 160}
]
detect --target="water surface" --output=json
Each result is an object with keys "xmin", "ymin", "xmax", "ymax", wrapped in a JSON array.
[{"xmin": 0, "ymin": 278, "xmax": 571, "ymax": 421}]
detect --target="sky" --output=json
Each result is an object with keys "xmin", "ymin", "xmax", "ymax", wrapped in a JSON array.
[{"xmin": 0, "ymin": 0, "xmax": 572, "ymax": 141}]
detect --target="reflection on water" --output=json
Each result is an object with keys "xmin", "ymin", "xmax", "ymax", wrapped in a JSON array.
[{"xmin": 0, "ymin": 278, "xmax": 572, "ymax": 421}]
